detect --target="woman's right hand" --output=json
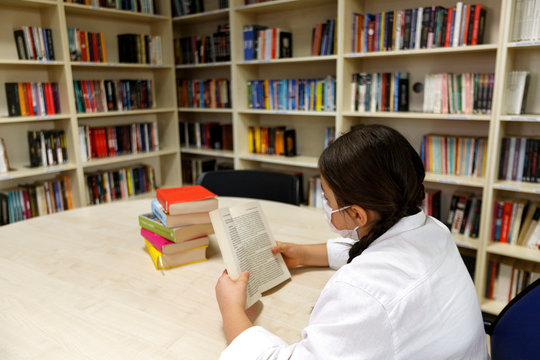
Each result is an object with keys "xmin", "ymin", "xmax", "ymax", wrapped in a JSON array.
[{"xmin": 272, "ymin": 241, "xmax": 304, "ymax": 268}]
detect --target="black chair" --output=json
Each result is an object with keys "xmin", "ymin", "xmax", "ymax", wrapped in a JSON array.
[
  {"xmin": 484, "ymin": 278, "xmax": 540, "ymax": 360},
  {"xmin": 196, "ymin": 170, "xmax": 300, "ymax": 206}
]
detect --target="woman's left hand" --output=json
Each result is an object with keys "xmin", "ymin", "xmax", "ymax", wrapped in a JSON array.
[{"xmin": 215, "ymin": 270, "xmax": 250, "ymax": 315}]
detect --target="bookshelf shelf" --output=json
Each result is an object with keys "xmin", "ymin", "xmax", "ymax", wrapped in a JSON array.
[
  {"xmin": 71, "ymin": 62, "xmax": 171, "ymax": 69},
  {"xmin": 235, "ymin": 0, "xmax": 332, "ymax": 13},
  {"xmin": 178, "ymin": 107, "xmax": 233, "ymax": 113},
  {"xmin": 239, "ymin": 153, "xmax": 318, "ymax": 168},
  {"xmin": 238, "ymin": 55, "xmax": 337, "ymax": 65},
  {"xmin": 76, "ymin": 108, "xmax": 176, "ymax": 118},
  {"xmin": 0, "ymin": 114, "xmax": 71, "ymax": 124},
  {"xmin": 175, "ymin": 61, "xmax": 231, "ymax": 69},
  {"xmin": 0, "ymin": 59, "xmax": 64, "ymax": 66},
  {"xmin": 481, "ymin": 300, "xmax": 506, "ymax": 316},
  {"xmin": 181, "ymin": 147, "xmax": 235, "ymax": 159},
  {"xmin": 500, "ymin": 114, "xmax": 540, "ymax": 122},
  {"xmin": 0, "ymin": 163, "xmax": 77, "ymax": 181},
  {"xmin": 424, "ymin": 173, "xmax": 486, "ymax": 188},
  {"xmin": 172, "ymin": 8, "xmax": 229, "ymax": 24},
  {"xmin": 453, "ymin": 234, "xmax": 480, "ymax": 250},
  {"xmin": 239, "ymin": 109, "xmax": 336, "ymax": 117},
  {"xmin": 3, "ymin": 0, "xmax": 56, "ymax": 8},
  {"xmin": 507, "ymin": 41, "xmax": 540, "ymax": 49},
  {"xmin": 81, "ymin": 149, "xmax": 177, "ymax": 169},
  {"xmin": 63, "ymin": 3, "xmax": 168, "ymax": 22},
  {"xmin": 344, "ymin": 44, "xmax": 498, "ymax": 59},
  {"xmin": 342, "ymin": 111, "xmax": 491, "ymax": 121},
  {"xmin": 493, "ymin": 181, "xmax": 540, "ymax": 195},
  {"xmin": 486, "ymin": 242, "xmax": 540, "ymax": 263}
]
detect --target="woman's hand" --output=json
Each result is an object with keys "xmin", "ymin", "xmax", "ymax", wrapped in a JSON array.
[
  {"xmin": 272, "ymin": 241, "xmax": 304, "ymax": 268},
  {"xmin": 215, "ymin": 270, "xmax": 253, "ymax": 344}
]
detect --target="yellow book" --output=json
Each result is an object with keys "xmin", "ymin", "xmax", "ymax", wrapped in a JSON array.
[
  {"xmin": 248, "ymin": 126, "xmax": 254, "ymax": 153},
  {"xmin": 144, "ymin": 239, "xmax": 207, "ymax": 270},
  {"xmin": 481, "ymin": 139, "xmax": 488, "ymax": 177},
  {"xmin": 126, "ymin": 168, "xmax": 134, "ymax": 195},
  {"xmin": 380, "ymin": 12, "xmax": 385, "ymax": 51},
  {"xmin": 264, "ymin": 80, "xmax": 270, "ymax": 109},
  {"xmin": 427, "ymin": 135, "xmax": 433, "ymax": 172},
  {"xmin": 100, "ymin": 33, "xmax": 107, "ymax": 62},
  {"xmin": 254, "ymin": 126, "xmax": 261, "ymax": 154},
  {"xmin": 316, "ymin": 81, "xmax": 323, "ymax": 111},
  {"xmin": 17, "ymin": 82, "xmax": 28, "ymax": 116}
]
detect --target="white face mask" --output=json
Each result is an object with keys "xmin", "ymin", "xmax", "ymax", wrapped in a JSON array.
[{"xmin": 322, "ymin": 194, "xmax": 359, "ymax": 241}]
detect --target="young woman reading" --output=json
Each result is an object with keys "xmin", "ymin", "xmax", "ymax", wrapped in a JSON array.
[{"xmin": 215, "ymin": 124, "xmax": 488, "ymax": 359}]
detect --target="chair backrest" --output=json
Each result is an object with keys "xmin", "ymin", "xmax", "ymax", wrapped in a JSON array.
[
  {"xmin": 488, "ymin": 278, "xmax": 540, "ymax": 360},
  {"xmin": 196, "ymin": 170, "xmax": 300, "ymax": 206}
]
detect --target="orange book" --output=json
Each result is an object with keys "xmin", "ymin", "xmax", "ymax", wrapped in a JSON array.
[
  {"xmin": 156, "ymin": 185, "xmax": 218, "ymax": 215},
  {"xmin": 17, "ymin": 82, "xmax": 28, "ymax": 116},
  {"xmin": 100, "ymin": 33, "xmax": 107, "ymax": 62}
]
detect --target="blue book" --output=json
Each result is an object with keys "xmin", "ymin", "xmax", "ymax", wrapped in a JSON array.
[
  {"xmin": 243, "ymin": 25, "xmax": 253, "ymax": 61},
  {"xmin": 151, "ymin": 199, "xmax": 168, "ymax": 226}
]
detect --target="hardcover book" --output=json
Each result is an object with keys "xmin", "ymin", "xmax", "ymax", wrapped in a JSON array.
[
  {"xmin": 156, "ymin": 185, "xmax": 217, "ymax": 215},
  {"xmin": 138, "ymin": 212, "xmax": 214, "ymax": 242}
]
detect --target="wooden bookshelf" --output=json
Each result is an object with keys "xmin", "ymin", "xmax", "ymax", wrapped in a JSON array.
[{"xmin": 1, "ymin": 0, "xmax": 539, "ymax": 316}]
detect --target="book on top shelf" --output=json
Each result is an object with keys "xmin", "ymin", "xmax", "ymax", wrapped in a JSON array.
[
  {"xmin": 209, "ymin": 201, "xmax": 291, "ymax": 308},
  {"xmin": 144, "ymin": 238, "xmax": 208, "ymax": 270},
  {"xmin": 138, "ymin": 212, "xmax": 214, "ymax": 242},
  {"xmin": 498, "ymin": 137, "xmax": 539, "ymax": 183},
  {"xmin": 156, "ymin": 185, "xmax": 217, "ymax": 215},
  {"xmin": 504, "ymin": 71, "xmax": 530, "ymax": 115},
  {"xmin": 64, "ymin": 0, "xmax": 158, "ymax": 15},
  {"xmin": 351, "ymin": 3, "xmax": 487, "ymax": 53},
  {"xmin": 151, "ymin": 199, "xmax": 212, "ymax": 227}
]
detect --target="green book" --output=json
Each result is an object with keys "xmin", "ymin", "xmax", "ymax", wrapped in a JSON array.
[{"xmin": 138, "ymin": 212, "xmax": 214, "ymax": 243}]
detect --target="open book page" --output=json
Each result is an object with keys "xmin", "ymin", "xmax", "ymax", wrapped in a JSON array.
[{"xmin": 210, "ymin": 201, "xmax": 291, "ymax": 308}]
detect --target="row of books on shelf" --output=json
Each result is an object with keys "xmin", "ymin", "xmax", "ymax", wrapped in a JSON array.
[
  {"xmin": 350, "ymin": 72, "xmax": 409, "ymax": 112},
  {"xmin": 311, "ymin": 19, "xmax": 336, "ymax": 56},
  {"xmin": 247, "ymin": 77, "xmax": 336, "ymax": 112},
  {"xmin": 420, "ymin": 134, "xmax": 488, "ymax": 177},
  {"xmin": 174, "ymin": 24, "xmax": 230, "ymax": 65},
  {"xmin": 171, "ymin": 0, "xmax": 209, "ymax": 17},
  {"xmin": 68, "ymin": 28, "xmax": 107, "ymax": 63},
  {"xmin": 139, "ymin": 185, "xmax": 218, "ymax": 269},
  {"xmin": 447, "ymin": 191, "xmax": 482, "ymax": 238},
  {"xmin": 504, "ymin": 71, "xmax": 530, "ymax": 115},
  {"xmin": 512, "ymin": 0, "xmax": 540, "ymax": 42},
  {"xmin": 351, "ymin": 2, "xmax": 487, "ymax": 53},
  {"xmin": 0, "ymin": 139, "xmax": 9, "ymax": 174},
  {"xmin": 486, "ymin": 260, "xmax": 540, "ymax": 304},
  {"xmin": 498, "ymin": 137, "xmax": 539, "ymax": 183},
  {"xmin": 64, "ymin": 0, "xmax": 158, "ymax": 14},
  {"xmin": 27, "ymin": 130, "xmax": 68, "ymax": 168},
  {"xmin": 78, "ymin": 122, "xmax": 159, "ymax": 161},
  {"xmin": 5, "ymin": 82, "xmax": 61, "ymax": 117},
  {"xmin": 85, "ymin": 164, "xmax": 155, "ymax": 205},
  {"xmin": 242, "ymin": 26, "xmax": 292, "ymax": 61},
  {"xmin": 421, "ymin": 188, "xmax": 442, "ymax": 220},
  {"xmin": 13, "ymin": 26, "xmax": 55, "ymax": 61},
  {"xmin": 0, "ymin": 176, "xmax": 73, "ymax": 225},
  {"xmin": 176, "ymin": 79, "xmax": 231, "ymax": 109},
  {"xmin": 423, "ymin": 72, "xmax": 494, "ymax": 115},
  {"xmin": 73, "ymin": 79, "xmax": 153, "ymax": 113},
  {"xmin": 181, "ymin": 158, "xmax": 230, "ymax": 185},
  {"xmin": 118, "ymin": 34, "xmax": 162, "ymax": 65},
  {"xmin": 179, "ymin": 122, "xmax": 233, "ymax": 151},
  {"xmin": 492, "ymin": 200, "xmax": 540, "ymax": 249},
  {"xmin": 247, "ymin": 126, "xmax": 296, "ymax": 156}
]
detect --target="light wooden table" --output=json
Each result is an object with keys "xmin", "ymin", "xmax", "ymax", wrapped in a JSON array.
[{"xmin": 0, "ymin": 197, "xmax": 336, "ymax": 359}]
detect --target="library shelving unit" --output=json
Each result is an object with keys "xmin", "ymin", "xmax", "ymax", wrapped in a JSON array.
[
  {"xmin": 212, "ymin": 0, "xmax": 537, "ymax": 316},
  {"xmin": 0, "ymin": 0, "xmax": 180, "ymax": 213},
  {"xmin": 173, "ymin": 1, "xmax": 234, "ymax": 183}
]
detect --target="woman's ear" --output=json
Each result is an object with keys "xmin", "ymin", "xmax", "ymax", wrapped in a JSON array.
[{"xmin": 350, "ymin": 205, "xmax": 368, "ymax": 228}]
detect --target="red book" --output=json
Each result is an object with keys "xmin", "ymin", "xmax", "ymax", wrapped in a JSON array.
[
  {"xmin": 80, "ymin": 31, "xmax": 88, "ymax": 62},
  {"xmin": 156, "ymin": 185, "xmax": 218, "ymax": 215},
  {"xmin": 82, "ymin": 80, "xmax": 92, "ymax": 112},
  {"xmin": 272, "ymin": 28, "xmax": 278, "ymax": 59},
  {"xmin": 367, "ymin": 20, "xmax": 375, "ymax": 52},
  {"xmin": 88, "ymin": 80, "xmax": 97, "ymax": 112},
  {"xmin": 499, "ymin": 201, "xmax": 514, "ymax": 243},
  {"xmin": 45, "ymin": 83, "xmax": 56, "ymax": 115},
  {"xmin": 91, "ymin": 32, "xmax": 99, "ymax": 62},
  {"xmin": 488, "ymin": 261, "xmax": 497, "ymax": 299},
  {"xmin": 462, "ymin": 5, "xmax": 471, "ymax": 45},
  {"xmin": 471, "ymin": 4, "xmax": 482, "ymax": 45},
  {"xmin": 444, "ymin": 7, "xmax": 454, "ymax": 47},
  {"xmin": 25, "ymin": 83, "xmax": 35, "ymax": 116},
  {"xmin": 312, "ymin": 24, "xmax": 323, "ymax": 56},
  {"xmin": 99, "ymin": 128, "xmax": 107, "ymax": 158}
]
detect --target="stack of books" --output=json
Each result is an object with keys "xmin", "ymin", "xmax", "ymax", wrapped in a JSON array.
[{"xmin": 139, "ymin": 185, "xmax": 218, "ymax": 270}]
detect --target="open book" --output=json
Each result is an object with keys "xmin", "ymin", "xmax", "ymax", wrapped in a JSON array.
[{"xmin": 210, "ymin": 201, "xmax": 291, "ymax": 308}]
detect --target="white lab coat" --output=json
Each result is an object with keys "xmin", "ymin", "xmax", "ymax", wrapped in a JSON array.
[{"xmin": 220, "ymin": 211, "xmax": 488, "ymax": 360}]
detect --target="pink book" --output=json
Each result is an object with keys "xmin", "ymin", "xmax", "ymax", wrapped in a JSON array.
[
  {"xmin": 141, "ymin": 227, "xmax": 172, "ymax": 252},
  {"xmin": 140, "ymin": 227, "xmax": 209, "ymax": 255}
]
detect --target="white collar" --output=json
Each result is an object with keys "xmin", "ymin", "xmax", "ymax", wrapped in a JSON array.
[{"xmin": 369, "ymin": 210, "xmax": 427, "ymax": 248}]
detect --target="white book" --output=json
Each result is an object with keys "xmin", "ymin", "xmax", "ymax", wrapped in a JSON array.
[
  {"xmin": 493, "ymin": 263, "xmax": 513, "ymax": 303},
  {"xmin": 395, "ymin": 11, "xmax": 402, "ymax": 51},
  {"xmin": 453, "ymin": 3, "xmax": 463, "ymax": 47},
  {"xmin": 210, "ymin": 201, "xmax": 291, "ymax": 308},
  {"xmin": 513, "ymin": 0, "xmax": 524, "ymax": 41},
  {"xmin": 506, "ymin": 137, "xmax": 517, "ymax": 181},
  {"xmin": 415, "ymin": 8, "xmax": 423, "ymax": 50},
  {"xmin": 79, "ymin": 126, "xmax": 87, "ymax": 162}
]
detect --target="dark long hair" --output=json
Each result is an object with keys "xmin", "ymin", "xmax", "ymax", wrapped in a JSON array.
[{"xmin": 319, "ymin": 124, "xmax": 425, "ymax": 263}]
